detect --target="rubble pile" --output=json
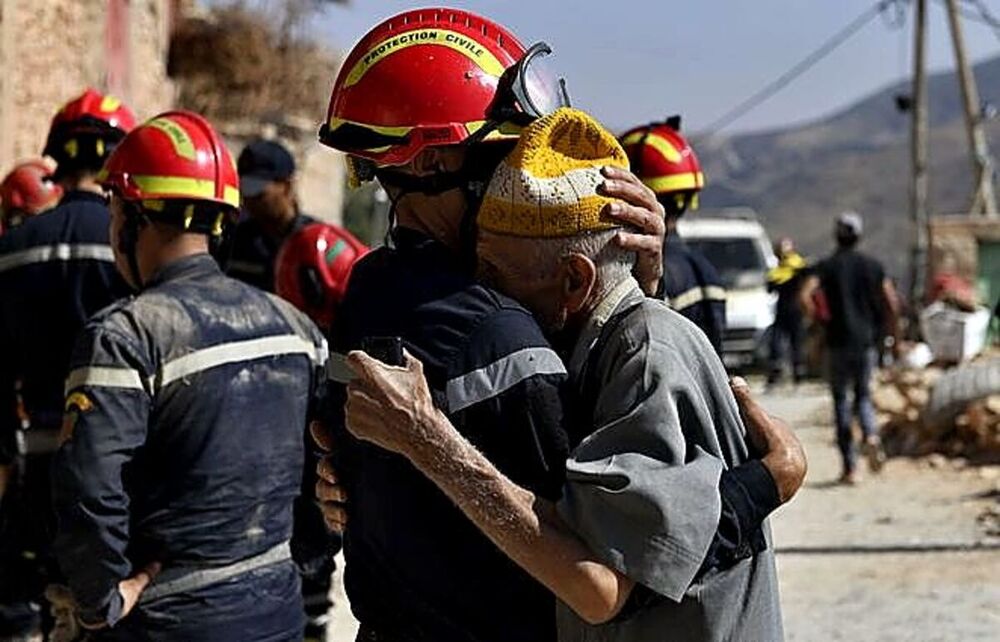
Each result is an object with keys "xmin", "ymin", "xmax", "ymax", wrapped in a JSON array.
[{"xmin": 874, "ymin": 362, "xmax": 1000, "ymax": 462}]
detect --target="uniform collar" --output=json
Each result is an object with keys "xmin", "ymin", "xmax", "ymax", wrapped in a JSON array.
[
  {"xmin": 567, "ymin": 276, "xmax": 644, "ymax": 379},
  {"xmin": 146, "ymin": 253, "xmax": 220, "ymax": 288},
  {"xmin": 60, "ymin": 190, "xmax": 108, "ymax": 206}
]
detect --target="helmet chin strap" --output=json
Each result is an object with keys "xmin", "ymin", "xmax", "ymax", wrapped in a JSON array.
[
  {"xmin": 377, "ymin": 152, "xmax": 498, "ymax": 269},
  {"xmin": 117, "ymin": 201, "xmax": 148, "ymax": 290}
]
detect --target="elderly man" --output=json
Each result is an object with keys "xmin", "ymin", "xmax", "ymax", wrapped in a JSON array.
[{"xmin": 341, "ymin": 109, "xmax": 804, "ymax": 641}]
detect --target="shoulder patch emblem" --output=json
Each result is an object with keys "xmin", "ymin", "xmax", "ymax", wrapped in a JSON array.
[{"xmin": 60, "ymin": 392, "xmax": 94, "ymax": 444}]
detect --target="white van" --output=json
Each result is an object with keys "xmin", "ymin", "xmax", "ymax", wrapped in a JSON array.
[{"xmin": 677, "ymin": 208, "xmax": 777, "ymax": 368}]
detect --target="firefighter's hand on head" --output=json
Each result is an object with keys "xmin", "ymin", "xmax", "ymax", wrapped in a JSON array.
[
  {"xmin": 599, "ymin": 166, "xmax": 666, "ymax": 296},
  {"xmin": 311, "ymin": 421, "xmax": 348, "ymax": 533}
]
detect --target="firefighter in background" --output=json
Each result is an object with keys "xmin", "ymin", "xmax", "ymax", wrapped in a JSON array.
[
  {"xmin": 0, "ymin": 159, "xmax": 63, "ymax": 234},
  {"xmin": 620, "ymin": 117, "xmax": 727, "ymax": 355},
  {"xmin": 766, "ymin": 237, "xmax": 808, "ymax": 386},
  {"xmin": 51, "ymin": 110, "xmax": 327, "ymax": 639},
  {"xmin": 272, "ymin": 221, "xmax": 366, "ymax": 641},
  {"xmin": 275, "ymin": 222, "xmax": 368, "ymax": 335},
  {"xmin": 0, "ymin": 89, "xmax": 134, "ymax": 638},
  {"xmin": 226, "ymin": 139, "xmax": 316, "ymax": 292}
]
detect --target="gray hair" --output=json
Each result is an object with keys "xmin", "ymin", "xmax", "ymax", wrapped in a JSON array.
[{"xmin": 524, "ymin": 229, "xmax": 636, "ymax": 299}]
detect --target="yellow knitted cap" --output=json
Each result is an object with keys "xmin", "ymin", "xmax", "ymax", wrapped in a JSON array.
[{"xmin": 478, "ymin": 108, "xmax": 630, "ymax": 238}]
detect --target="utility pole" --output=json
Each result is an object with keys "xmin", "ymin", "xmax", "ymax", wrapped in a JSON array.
[
  {"xmin": 911, "ymin": 0, "xmax": 929, "ymax": 305},
  {"xmin": 944, "ymin": 0, "xmax": 998, "ymax": 216}
]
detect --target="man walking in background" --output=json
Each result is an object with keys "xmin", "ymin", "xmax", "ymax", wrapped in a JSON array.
[
  {"xmin": 801, "ymin": 211, "xmax": 900, "ymax": 484},
  {"xmin": 767, "ymin": 237, "xmax": 808, "ymax": 387}
]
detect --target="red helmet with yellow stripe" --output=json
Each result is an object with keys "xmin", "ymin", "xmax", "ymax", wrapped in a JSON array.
[
  {"xmin": 320, "ymin": 7, "xmax": 561, "ymax": 174},
  {"xmin": 43, "ymin": 88, "xmax": 136, "ymax": 170},
  {"xmin": 101, "ymin": 110, "xmax": 240, "ymax": 222},
  {"xmin": 620, "ymin": 117, "xmax": 705, "ymax": 213}
]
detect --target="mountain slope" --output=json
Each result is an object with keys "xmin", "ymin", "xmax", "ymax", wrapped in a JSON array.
[{"xmin": 695, "ymin": 55, "xmax": 1000, "ymax": 284}]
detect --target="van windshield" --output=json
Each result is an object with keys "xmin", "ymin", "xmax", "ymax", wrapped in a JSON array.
[{"xmin": 683, "ymin": 237, "xmax": 767, "ymax": 289}]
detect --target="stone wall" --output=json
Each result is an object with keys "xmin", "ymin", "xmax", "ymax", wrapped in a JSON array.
[
  {"xmin": 0, "ymin": 0, "xmax": 176, "ymax": 171},
  {"xmin": 930, "ymin": 216, "xmax": 1000, "ymax": 281}
]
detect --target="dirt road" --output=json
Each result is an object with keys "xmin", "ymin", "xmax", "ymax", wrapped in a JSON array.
[
  {"xmin": 764, "ymin": 382, "xmax": 1000, "ymax": 641},
  {"xmin": 326, "ymin": 381, "xmax": 1000, "ymax": 641}
]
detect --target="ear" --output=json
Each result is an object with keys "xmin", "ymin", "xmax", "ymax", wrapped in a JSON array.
[
  {"xmin": 563, "ymin": 254, "xmax": 596, "ymax": 314},
  {"xmin": 410, "ymin": 148, "xmax": 444, "ymax": 176}
]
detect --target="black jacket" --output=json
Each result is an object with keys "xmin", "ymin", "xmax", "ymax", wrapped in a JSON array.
[
  {"xmin": 328, "ymin": 228, "xmax": 568, "ymax": 642},
  {"xmin": 0, "ymin": 190, "xmax": 129, "ymax": 461}
]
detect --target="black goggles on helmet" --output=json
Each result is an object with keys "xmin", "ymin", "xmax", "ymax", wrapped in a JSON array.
[{"xmin": 468, "ymin": 41, "xmax": 571, "ymax": 143}]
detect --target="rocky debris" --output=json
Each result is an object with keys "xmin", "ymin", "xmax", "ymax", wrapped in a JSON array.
[{"xmin": 874, "ymin": 357, "xmax": 1000, "ymax": 462}]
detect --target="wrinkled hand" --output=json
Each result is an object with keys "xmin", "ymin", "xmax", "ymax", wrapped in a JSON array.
[
  {"xmin": 730, "ymin": 377, "xmax": 807, "ymax": 503},
  {"xmin": 116, "ymin": 562, "xmax": 160, "ymax": 623},
  {"xmin": 599, "ymin": 166, "xmax": 665, "ymax": 296},
  {"xmin": 310, "ymin": 420, "xmax": 348, "ymax": 533},
  {"xmin": 344, "ymin": 349, "xmax": 440, "ymax": 459}
]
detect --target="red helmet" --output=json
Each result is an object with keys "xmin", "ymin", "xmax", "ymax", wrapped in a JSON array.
[
  {"xmin": 275, "ymin": 223, "xmax": 369, "ymax": 330},
  {"xmin": 43, "ymin": 88, "xmax": 137, "ymax": 164},
  {"xmin": 1, "ymin": 160, "xmax": 63, "ymax": 228},
  {"xmin": 100, "ymin": 110, "xmax": 240, "ymax": 220},
  {"xmin": 620, "ymin": 117, "xmax": 705, "ymax": 201},
  {"xmin": 321, "ymin": 8, "xmax": 551, "ymax": 171}
]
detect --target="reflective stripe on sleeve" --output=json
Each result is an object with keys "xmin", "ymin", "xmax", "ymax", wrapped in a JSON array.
[
  {"xmin": 0, "ymin": 243, "xmax": 114, "ymax": 275},
  {"xmin": 158, "ymin": 334, "xmax": 324, "ymax": 389},
  {"xmin": 668, "ymin": 285, "xmax": 727, "ymax": 311},
  {"xmin": 445, "ymin": 347, "xmax": 566, "ymax": 413},
  {"xmin": 65, "ymin": 366, "xmax": 147, "ymax": 395}
]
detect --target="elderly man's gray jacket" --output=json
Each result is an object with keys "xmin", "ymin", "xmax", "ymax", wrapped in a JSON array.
[{"xmin": 557, "ymin": 278, "xmax": 783, "ymax": 642}]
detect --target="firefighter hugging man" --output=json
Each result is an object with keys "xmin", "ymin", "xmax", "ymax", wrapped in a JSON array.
[{"xmin": 49, "ymin": 111, "xmax": 328, "ymax": 640}]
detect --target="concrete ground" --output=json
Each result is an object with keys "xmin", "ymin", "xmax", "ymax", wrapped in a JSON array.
[{"xmin": 325, "ymin": 380, "xmax": 1000, "ymax": 641}]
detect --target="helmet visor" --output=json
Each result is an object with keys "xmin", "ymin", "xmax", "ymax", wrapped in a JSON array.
[{"xmin": 516, "ymin": 43, "xmax": 571, "ymax": 118}]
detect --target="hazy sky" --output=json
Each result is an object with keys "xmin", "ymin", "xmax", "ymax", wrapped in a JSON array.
[{"xmin": 309, "ymin": 0, "xmax": 1000, "ymax": 134}]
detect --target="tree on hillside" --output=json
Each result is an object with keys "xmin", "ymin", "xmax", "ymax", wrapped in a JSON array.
[{"xmin": 167, "ymin": 0, "xmax": 342, "ymax": 122}]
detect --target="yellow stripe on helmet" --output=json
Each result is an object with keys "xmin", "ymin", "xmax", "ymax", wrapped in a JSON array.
[
  {"xmin": 343, "ymin": 28, "xmax": 506, "ymax": 88},
  {"xmin": 99, "ymin": 96, "xmax": 122, "ymax": 113},
  {"xmin": 131, "ymin": 175, "xmax": 240, "ymax": 208},
  {"xmin": 621, "ymin": 131, "xmax": 682, "ymax": 164},
  {"xmin": 325, "ymin": 116, "xmax": 414, "ymax": 141},
  {"xmin": 146, "ymin": 117, "xmax": 197, "ymax": 161},
  {"xmin": 642, "ymin": 172, "xmax": 705, "ymax": 194}
]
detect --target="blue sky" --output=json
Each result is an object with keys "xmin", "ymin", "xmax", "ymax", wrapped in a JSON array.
[{"xmin": 308, "ymin": 0, "xmax": 1000, "ymax": 134}]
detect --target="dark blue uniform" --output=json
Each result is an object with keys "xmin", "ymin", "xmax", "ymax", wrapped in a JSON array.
[
  {"xmin": 225, "ymin": 212, "xmax": 315, "ymax": 292},
  {"xmin": 329, "ymin": 228, "xmax": 568, "ymax": 642},
  {"xmin": 662, "ymin": 231, "xmax": 727, "ymax": 356},
  {"xmin": 224, "ymin": 209, "xmax": 336, "ymax": 640},
  {"xmin": 0, "ymin": 191, "xmax": 129, "ymax": 630},
  {"xmin": 52, "ymin": 254, "xmax": 326, "ymax": 639}
]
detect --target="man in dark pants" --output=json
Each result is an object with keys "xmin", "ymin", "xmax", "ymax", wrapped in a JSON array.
[
  {"xmin": 0, "ymin": 89, "xmax": 134, "ymax": 637},
  {"xmin": 226, "ymin": 139, "xmax": 315, "ymax": 291},
  {"xmin": 225, "ymin": 138, "xmax": 334, "ymax": 640},
  {"xmin": 801, "ymin": 212, "xmax": 900, "ymax": 484},
  {"xmin": 767, "ymin": 237, "xmax": 807, "ymax": 386},
  {"xmin": 51, "ymin": 111, "xmax": 326, "ymax": 639},
  {"xmin": 620, "ymin": 118, "xmax": 727, "ymax": 355}
]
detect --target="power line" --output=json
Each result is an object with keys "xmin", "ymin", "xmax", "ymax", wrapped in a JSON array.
[
  {"xmin": 704, "ymin": 0, "xmax": 897, "ymax": 135},
  {"xmin": 957, "ymin": 0, "xmax": 1000, "ymax": 40}
]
